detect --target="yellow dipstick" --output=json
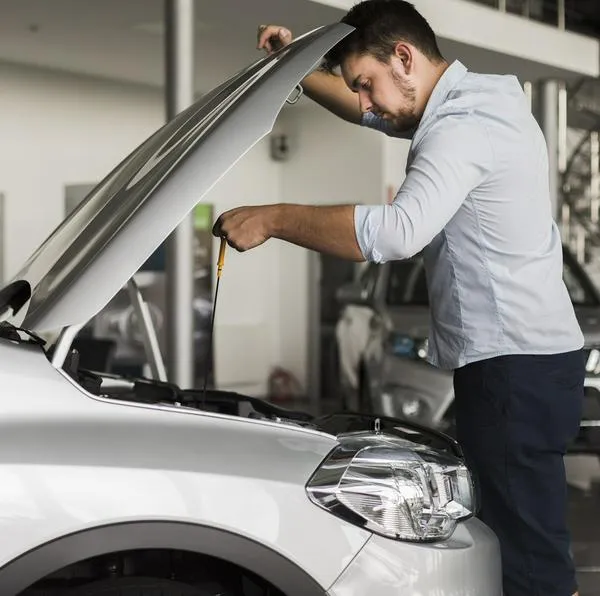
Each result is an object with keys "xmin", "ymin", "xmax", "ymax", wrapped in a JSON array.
[
  {"xmin": 202, "ymin": 237, "xmax": 227, "ymax": 400},
  {"xmin": 217, "ymin": 236, "xmax": 227, "ymax": 279}
]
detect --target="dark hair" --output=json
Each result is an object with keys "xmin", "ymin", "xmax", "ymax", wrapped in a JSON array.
[{"xmin": 323, "ymin": 0, "xmax": 444, "ymax": 72}]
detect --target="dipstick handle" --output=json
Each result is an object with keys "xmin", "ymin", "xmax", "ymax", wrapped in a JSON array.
[{"xmin": 217, "ymin": 237, "xmax": 227, "ymax": 279}]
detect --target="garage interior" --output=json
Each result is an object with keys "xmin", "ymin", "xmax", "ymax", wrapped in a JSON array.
[{"xmin": 1, "ymin": 0, "xmax": 600, "ymax": 594}]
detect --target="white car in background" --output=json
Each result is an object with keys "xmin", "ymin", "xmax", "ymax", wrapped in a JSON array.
[
  {"xmin": 335, "ymin": 246, "xmax": 600, "ymax": 452},
  {"xmin": 0, "ymin": 24, "xmax": 500, "ymax": 596}
]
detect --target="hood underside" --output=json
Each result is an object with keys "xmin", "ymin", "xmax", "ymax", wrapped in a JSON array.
[{"xmin": 4, "ymin": 23, "xmax": 353, "ymax": 333}]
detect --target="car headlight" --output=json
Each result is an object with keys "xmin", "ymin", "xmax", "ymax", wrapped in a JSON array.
[
  {"xmin": 306, "ymin": 432, "xmax": 475, "ymax": 542},
  {"xmin": 386, "ymin": 333, "xmax": 429, "ymax": 361},
  {"xmin": 381, "ymin": 385, "xmax": 430, "ymax": 421},
  {"xmin": 399, "ymin": 395, "xmax": 427, "ymax": 418}
]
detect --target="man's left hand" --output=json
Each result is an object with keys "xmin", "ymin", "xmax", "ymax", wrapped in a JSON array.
[
  {"xmin": 212, "ymin": 205, "xmax": 275, "ymax": 252},
  {"xmin": 214, "ymin": 203, "xmax": 365, "ymax": 261}
]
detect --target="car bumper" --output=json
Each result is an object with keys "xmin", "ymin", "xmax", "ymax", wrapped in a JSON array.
[{"xmin": 327, "ymin": 518, "xmax": 501, "ymax": 596}]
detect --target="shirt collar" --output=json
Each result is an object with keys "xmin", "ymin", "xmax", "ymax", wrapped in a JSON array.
[{"xmin": 419, "ymin": 60, "xmax": 468, "ymax": 124}]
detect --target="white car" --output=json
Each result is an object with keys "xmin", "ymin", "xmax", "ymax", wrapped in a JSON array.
[
  {"xmin": 335, "ymin": 247, "xmax": 600, "ymax": 453},
  {"xmin": 0, "ymin": 24, "xmax": 501, "ymax": 596}
]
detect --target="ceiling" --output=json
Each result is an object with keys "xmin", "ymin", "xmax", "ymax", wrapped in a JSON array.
[
  {"xmin": 0, "ymin": 0, "xmax": 594, "ymax": 98},
  {"xmin": 0, "ymin": 0, "xmax": 344, "ymax": 93}
]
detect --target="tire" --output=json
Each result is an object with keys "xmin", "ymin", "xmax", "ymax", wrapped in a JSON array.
[{"xmin": 66, "ymin": 577, "xmax": 210, "ymax": 596}]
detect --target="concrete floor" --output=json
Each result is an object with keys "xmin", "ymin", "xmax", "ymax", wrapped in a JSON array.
[{"xmin": 568, "ymin": 473, "xmax": 600, "ymax": 595}]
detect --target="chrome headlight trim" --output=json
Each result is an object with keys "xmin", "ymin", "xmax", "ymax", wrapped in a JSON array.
[{"xmin": 306, "ymin": 432, "xmax": 476, "ymax": 542}]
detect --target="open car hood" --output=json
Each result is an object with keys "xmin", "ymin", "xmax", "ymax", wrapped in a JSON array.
[{"xmin": 4, "ymin": 23, "xmax": 352, "ymax": 333}]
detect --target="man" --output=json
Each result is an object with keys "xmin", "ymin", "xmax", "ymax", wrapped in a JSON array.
[{"xmin": 213, "ymin": 2, "xmax": 584, "ymax": 594}]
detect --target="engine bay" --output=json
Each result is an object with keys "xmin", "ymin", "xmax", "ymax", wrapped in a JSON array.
[{"xmin": 58, "ymin": 344, "xmax": 463, "ymax": 459}]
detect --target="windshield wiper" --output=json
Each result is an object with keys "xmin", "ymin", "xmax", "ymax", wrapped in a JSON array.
[
  {"xmin": 0, "ymin": 321, "xmax": 46, "ymax": 347},
  {"xmin": 0, "ymin": 280, "xmax": 31, "ymax": 320}
]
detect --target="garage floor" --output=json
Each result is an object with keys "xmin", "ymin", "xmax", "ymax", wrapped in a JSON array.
[{"xmin": 570, "ymin": 484, "xmax": 600, "ymax": 595}]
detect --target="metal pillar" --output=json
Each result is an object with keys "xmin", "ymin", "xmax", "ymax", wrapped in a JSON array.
[
  {"xmin": 557, "ymin": 0, "xmax": 566, "ymax": 30},
  {"xmin": 523, "ymin": 81, "xmax": 533, "ymax": 112},
  {"xmin": 591, "ymin": 132, "xmax": 600, "ymax": 224},
  {"xmin": 165, "ymin": 0, "xmax": 195, "ymax": 389},
  {"xmin": 539, "ymin": 80, "xmax": 567, "ymax": 221},
  {"xmin": 127, "ymin": 279, "xmax": 168, "ymax": 382},
  {"xmin": 0, "ymin": 194, "xmax": 4, "ymax": 285},
  {"xmin": 307, "ymin": 251, "xmax": 321, "ymax": 409}
]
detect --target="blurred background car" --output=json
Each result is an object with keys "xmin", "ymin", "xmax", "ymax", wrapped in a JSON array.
[{"xmin": 335, "ymin": 244, "xmax": 600, "ymax": 452}]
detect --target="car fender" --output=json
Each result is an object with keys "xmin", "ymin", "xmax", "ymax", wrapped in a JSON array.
[
  {"xmin": 0, "ymin": 344, "xmax": 371, "ymax": 594},
  {"xmin": 0, "ymin": 521, "xmax": 328, "ymax": 596}
]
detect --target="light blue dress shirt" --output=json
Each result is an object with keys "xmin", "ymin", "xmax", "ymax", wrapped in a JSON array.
[{"xmin": 355, "ymin": 60, "xmax": 584, "ymax": 370}]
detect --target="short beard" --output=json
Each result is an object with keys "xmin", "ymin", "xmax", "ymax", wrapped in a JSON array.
[{"xmin": 390, "ymin": 69, "xmax": 419, "ymax": 132}]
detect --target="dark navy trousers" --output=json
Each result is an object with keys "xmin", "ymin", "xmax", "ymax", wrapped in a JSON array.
[{"xmin": 454, "ymin": 350, "xmax": 585, "ymax": 596}]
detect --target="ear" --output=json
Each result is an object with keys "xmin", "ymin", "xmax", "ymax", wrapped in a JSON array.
[{"xmin": 392, "ymin": 42, "xmax": 413, "ymax": 74}]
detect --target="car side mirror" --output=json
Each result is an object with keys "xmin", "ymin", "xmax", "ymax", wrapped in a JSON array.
[{"xmin": 336, "ymin": 283, "xmax": 370, "ymax": 306}]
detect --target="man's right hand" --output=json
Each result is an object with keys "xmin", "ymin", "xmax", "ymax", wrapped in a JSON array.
[
  {"xmin": 255, "ymin": 23, "xmax": 362, "ymax": 125},
  {"xmin": 257, "ymin": 25, "xmax": 293, "ymax": 54}
]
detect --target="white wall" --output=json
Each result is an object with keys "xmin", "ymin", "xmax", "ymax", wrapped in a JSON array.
[
  {"xmin": 0, "ymin": 62, "xmax": 164, "ymax": 276},
  {"xmin": 0, "ymin": 61, "xmax": 287, "ymax": 397},
  {"xmin": 208, "ymin": 133, "xmax": 284, "ymax": 396},
  {"xmin": 383, "ymin": 136, "xmax": 411, "ymax": 201},
  {"xmin": 276, "ymin": 106, "xmax": 387, "ymax": 389}
]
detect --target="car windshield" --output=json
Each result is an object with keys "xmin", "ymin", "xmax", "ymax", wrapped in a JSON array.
[
  {"xmin": 386, "ymin": 261, "xmax": 429, "ymax": 306},
  {"xmin": 385, "ymin": 254, "xmax": 600, "ymax": 308}
]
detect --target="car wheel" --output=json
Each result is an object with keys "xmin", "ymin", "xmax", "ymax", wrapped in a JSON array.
[{"xmin": 65, "ymin": 577, "xmax": 210, "ymax": 596}]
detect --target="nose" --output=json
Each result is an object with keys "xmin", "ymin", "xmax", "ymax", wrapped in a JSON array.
[{"xmin": 358, "ymin": 90, "xmax": 372, "ymax": 113}]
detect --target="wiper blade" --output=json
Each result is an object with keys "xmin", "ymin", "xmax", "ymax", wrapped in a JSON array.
[
  {"xmin": 0, "ymin": 280, "xmax": 31, "ymax": 320},
  {"xmin": 0, "ymin": 321, "xmax": 46, "ymax": 347}
]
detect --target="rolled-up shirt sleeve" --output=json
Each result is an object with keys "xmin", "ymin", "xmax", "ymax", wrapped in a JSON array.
[{"xmin": 355, "ymin": 113, "xmax": 494, "ymax": 263}]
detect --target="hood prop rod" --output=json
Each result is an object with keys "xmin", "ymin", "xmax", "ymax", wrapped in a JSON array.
[{"xmin": 127, "ymin": 278, "xmax": 168, "ymax": 382}]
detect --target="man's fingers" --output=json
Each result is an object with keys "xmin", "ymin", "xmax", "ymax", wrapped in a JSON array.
[
  {"xmin": 228, "ymin": 239, "xmax": 246, "ymax": 253},
  {"xmin": 218, "ymin": 230, "xmax": 246, "ymax": 253},
  {"xmin": 213, "ymin": 226, "xmax": 243, "ymax": 252},
  {"xmin": 257, "ymin": 25, "xmax": 274, "ymax": 49},
  {"xmin": 257, "ymin": 25, "xmax": 292, "ymax": 53},
  {"xmin": 257, "ymin": 24, "xmax": 268, "ymax": 48},
  {"xmin": 212, "ymin": 214, "xmax": 229, "ymax": 239}
]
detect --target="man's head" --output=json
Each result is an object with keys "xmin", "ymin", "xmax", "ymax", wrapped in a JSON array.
[{"xmin": 324, "ymin": 0, "xmax": 447, "ymax": 131}]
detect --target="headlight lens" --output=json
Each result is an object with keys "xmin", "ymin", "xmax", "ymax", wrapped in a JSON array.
[
  {"xmin": 381, "ymin": 386, "xmax": 429, "ymax": 421},
  {"xmin": 306, "ymin": 432, "xmax": 475, "ymax": 542},
  {"xmin": 386, "ymin": 333, "xmax": 429, "ymax": 361},
  {"xmin": 399, "ymin": 396, "xmax": 426, "ymax": 418}
]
